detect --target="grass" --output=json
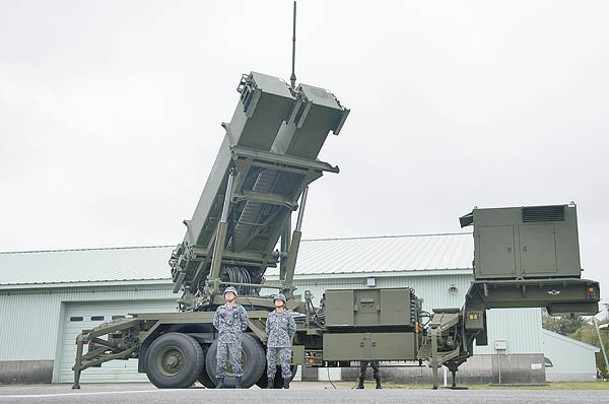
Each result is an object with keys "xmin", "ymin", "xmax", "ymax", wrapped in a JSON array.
[{"xmin": 336, "ymin": 381, "xmax": 609, "ymax": 390}]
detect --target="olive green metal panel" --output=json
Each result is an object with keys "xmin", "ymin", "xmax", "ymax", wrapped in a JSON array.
[
  {"xmin": 380, "ymin": 288, "xmax": 413, "ymax": 326},
  {"xmin": 464, "ymin": 309, "xmax": 484, "ymax": 330},
  {"xmin": 554, "ymin": 221, "xmax": 581, "ymax": 272},
  {"xmin": 477, "ymin": 226, "xmax": 517, "ymax": 278},
  {"xmin": 324, "ymin": 288, "xmax": 415, "ymax": 327},
  {"xmin": 465, "ymin": 279, "xmax": 599, "ymax": 315},
  {"xmin": 468, "ymin": 204, "xmax": 582, "ymax": 279},
  {"xmin": 324, "ymin": 290, "xmax": 354, "ymax": 326},
  {"xmin": 231, "ymin": 72, "xmax": 295, "ymax": 150},
  {"xmin": 272, "ymin": 83, "xmax": 348, "ymax": 159},
  {"xmin": 323, "ymin": 332, "xmax": 416, "ymax": 361},
  {"xmin": 519, "ymin": 223, "xmax": 557, "ymax": 275},
  {"xmin": 353, "ymin": 289, "xmax": 380, "ymax": 327},
  {"xmin": 291, "ymin": 345, "xmax": 305, "ymax": 365}
]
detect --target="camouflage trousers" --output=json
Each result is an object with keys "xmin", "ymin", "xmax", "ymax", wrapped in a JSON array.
[
  {"xmin": 359, "ymin": 360, "xmax": 381, "ymax": 382},
  {"xmin": 266, "ymin": 347, "xmax": 292, "ymax": 379},
  {"xmin": 216, "ymin": 339, "xmax": 243, "ymax": 378}
]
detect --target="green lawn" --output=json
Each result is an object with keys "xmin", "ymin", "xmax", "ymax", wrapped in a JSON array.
[{"xmin": 337, "ymin": 381, "xmax": 609, "ymax": 390}]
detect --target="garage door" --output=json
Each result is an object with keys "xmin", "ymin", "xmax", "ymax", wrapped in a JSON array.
[{"xmin": 58, "ymin": 300, "xmax": 175, "ymax": 383}]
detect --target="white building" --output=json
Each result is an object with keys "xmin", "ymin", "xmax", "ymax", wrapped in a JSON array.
[
  {"xmin": 543, "ymin": 329, "xmax": 599, "ymax": 382},
  {"xmin": 0, "ymin": 233, "xmax": 598, "ymax": 384}
]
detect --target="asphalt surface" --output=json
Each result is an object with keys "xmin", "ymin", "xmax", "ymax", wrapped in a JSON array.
[{"xmin": 0, "ymin": 383, "xmax": 607, "ymax": 404}]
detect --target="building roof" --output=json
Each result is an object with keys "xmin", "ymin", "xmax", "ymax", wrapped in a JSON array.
[
  {"xmin": 0, "ymin": 246, "xmax": 173, "ymax": 286},
  {"xmin": 266, "ymin": 232, "xmax": 473, "ymax": 276},
  {"xmin": 542, "ymin": 329, "xmax": 600, "ymax": 352},
  {"xmin": 0, "ymin": 232, "xmax": 473, "ymax": 286}
]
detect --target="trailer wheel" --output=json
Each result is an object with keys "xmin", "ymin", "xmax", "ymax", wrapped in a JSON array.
[
  {"xmin": 197, "ymin": 366, "xmax": 215, "ymax": 388},
  {"xmin": 255, "ymin": 365, "xmax": 297, "ymax": 388},
  {"xmin": 145, "ymin": 333, "xmax": 204, "ymax": 388},
  {"xmin": 205, "ymin": 334, "xmax": 265, "ymax": 388}
]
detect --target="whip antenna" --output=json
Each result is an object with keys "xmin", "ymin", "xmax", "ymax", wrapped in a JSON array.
[{"xmin": 290, "ymin": 1, "xmax": 297, "ymax": 88}]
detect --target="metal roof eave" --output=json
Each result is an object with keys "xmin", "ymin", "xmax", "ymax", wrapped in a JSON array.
[
  {"xmin": 268, "ymin": 268, "xmax": 473, "ymax": 280},
  {"xmin": 0, "ymin": 278, "xmax": 173, "ymax": 291}
]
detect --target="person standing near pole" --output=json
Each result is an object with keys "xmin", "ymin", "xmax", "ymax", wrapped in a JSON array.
[
  {"xmin": 265, "ymin": 293, "xmax": 296, "ymax": 389},
  {"xmin": 213, "ymin": 286, "xmax": 249, "ymax": 389},
  {"xmin": 357, "ymin": 360, "xmax": 382, "ymax": 389}
]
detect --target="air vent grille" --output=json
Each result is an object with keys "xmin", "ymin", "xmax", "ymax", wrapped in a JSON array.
[{"xmin": 522, "ymin": 205, "xmax": 565, "ymax": 223}]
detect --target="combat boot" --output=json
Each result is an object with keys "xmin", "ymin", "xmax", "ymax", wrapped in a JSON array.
[
  {"xmin": 215, "ymin": 378, "xmax": 224, "ymax": 389},
  {"xmin": 375, "ymin": 381, "xmax": 382, "ymax": 389},
  {"xmin": 235, "ymin": 376, "xmax": 242, "ymax": 389},
  {"xmin": 266, "ymin": 378, "xmax": 274, "ymax": 389},
  {"xmin": 283, "ymin": 378, "xmax": 290, "ymax": 389},
  {"xmin": 356, "ymin": 378, "xmax": 364, "ymax": 389}
]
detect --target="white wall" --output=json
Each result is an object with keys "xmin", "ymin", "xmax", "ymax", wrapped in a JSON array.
[
  {"xmin": 543, "ymin": 329, "xmax": 598, "ymax": 382},
  {"xmin": 0, "ymin": 283, "xmax": 175, "ymax": 361}
]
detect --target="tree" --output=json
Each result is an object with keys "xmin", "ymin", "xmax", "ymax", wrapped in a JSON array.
[
  {"xmin": 569, "ymin": 318, "xmax": 609, "ymax": 379},
  {"xmin": 542, "ymin": 309, "xmax": 586, "ymax": 335}
]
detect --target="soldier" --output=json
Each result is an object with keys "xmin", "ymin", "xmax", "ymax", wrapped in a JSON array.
[
  {"xmin": 357, "ymin": 360, "xmax": 382, "ymax": 389},
  {"xmin": 265, "ymin": 293, "xmax": 296, "ymax": 389},
  {"xmin": 212, "ymin": 286, "xmax": 249, "ymax": 389}
]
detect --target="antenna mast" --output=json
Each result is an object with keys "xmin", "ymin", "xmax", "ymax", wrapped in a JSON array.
[{"xmin": 290, "ymin": 1, "xmax": 297, "ymax": 89}]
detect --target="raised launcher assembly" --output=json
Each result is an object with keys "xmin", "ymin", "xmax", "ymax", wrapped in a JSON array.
[
  {"xmin": 169, "ymin": 72, "xmax": 349, "ymax": 311},
  {"xmin": 419, "ymin": 203, "xmax": 600, "ymax": 389}
]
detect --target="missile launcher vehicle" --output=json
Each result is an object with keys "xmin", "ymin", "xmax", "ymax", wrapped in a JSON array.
[{"xmin": 72, "ymin": 71, "xmax": 599, "ymax": 390}]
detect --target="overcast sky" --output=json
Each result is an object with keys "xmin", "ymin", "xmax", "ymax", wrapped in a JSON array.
[{"xmin": 1, "ymin": 1, "xmax": 608, "ymax": 302}]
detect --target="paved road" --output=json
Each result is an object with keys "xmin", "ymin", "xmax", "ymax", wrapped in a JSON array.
[{"xmin": 0, "ymin": 383, "xmax": 606, "ymax": 404}]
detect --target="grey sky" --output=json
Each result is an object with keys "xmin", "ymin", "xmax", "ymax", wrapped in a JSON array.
[{"xmin": 1, "ymin": 1, "xmax": 608, "ymax": 303}]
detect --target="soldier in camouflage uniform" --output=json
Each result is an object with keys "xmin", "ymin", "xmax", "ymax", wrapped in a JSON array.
[
  {"xmin": 212, "ymin": 286, "xmax": 249, "ymax": 389},
  {"xmin": 357, "ymin": 360, "xmax": 382, "ymax": 389},
  {"xmin": 265, "ymin": 293, "xmax": 296, "ymax": 389}
]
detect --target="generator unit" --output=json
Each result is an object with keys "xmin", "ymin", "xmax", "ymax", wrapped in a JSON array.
[{"xmin": 460, "ymin": 204, "xmax": 582, "ymax": 280}]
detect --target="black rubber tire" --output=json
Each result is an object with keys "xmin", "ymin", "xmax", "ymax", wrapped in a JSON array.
[
  {"xmin": 256, "ymin": 365, "xmax": 297, "ymax": 388},
  {"xmin": 197, "ymin": 365, "xmax": 215, "ymax": 388},
  {"xmin": 144, "ymin": 333, "xmax": 204, "ymax": 388},
  {"xmin": 205, "ymin": 334, "xmax": 266, "ymax": 388}
]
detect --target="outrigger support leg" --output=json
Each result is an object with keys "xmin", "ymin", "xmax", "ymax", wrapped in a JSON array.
[{"xmin": 72, "ymin": 334, "xmax": 84, "ymax": 389}]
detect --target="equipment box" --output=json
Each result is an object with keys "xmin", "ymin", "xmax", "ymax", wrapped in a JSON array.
[
  {"xmin": 322, "ymin": 332, "xmax": 417, "ymax": 361},
  {"xmin": 324, "ymin": 288, "xmax": 416, "ymax": 327},
  {"xmin": 460, "ymin": 204, "xmax": 582, "ymax": 280}
]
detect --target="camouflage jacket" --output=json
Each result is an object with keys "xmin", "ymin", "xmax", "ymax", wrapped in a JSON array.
[
  {"xmin": 213, "ymin": 304, "xmax": 249, "ymax": 338},
  {"xmin": 265, "ymin": 309, "xmax": 296, "ymax": 348}
]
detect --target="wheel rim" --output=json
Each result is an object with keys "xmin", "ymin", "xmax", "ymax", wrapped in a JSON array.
[{"xmin": 156, "ymin": 346, "xmax": 185, "ymax": 377}]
